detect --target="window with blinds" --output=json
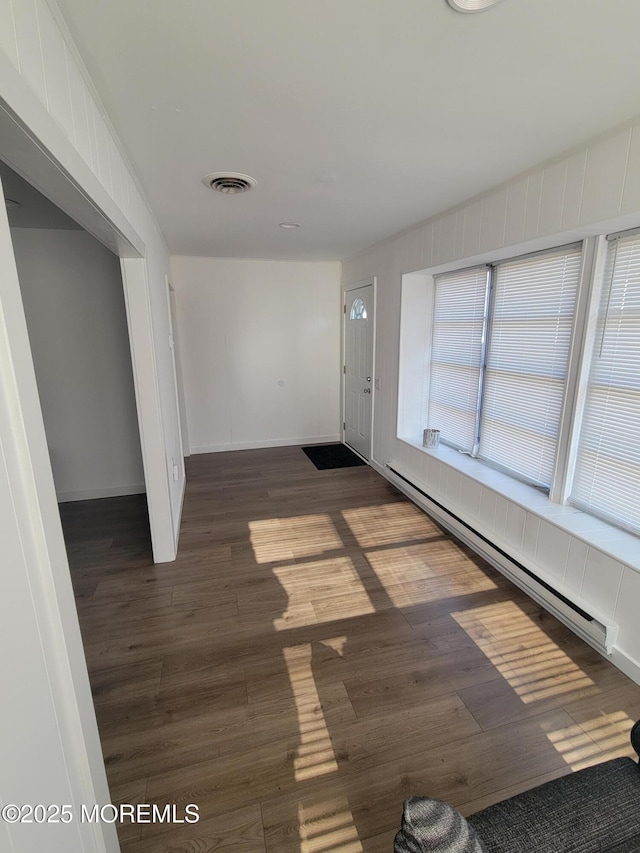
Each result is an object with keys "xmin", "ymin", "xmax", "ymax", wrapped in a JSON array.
[
  {"xmin": 428, "ymin": 266, "xmax": 490, "ymax": 452},
  {"xmin": 571, "ymin": 232, "xmax": 640, "ymax": 533},
  {"xmin": 427, "ymin": 244, "xmax": 582, "ymax": 489},
  {"xmin": 479, "ymin": 246, "xmax": 582, "ymax": 488}
]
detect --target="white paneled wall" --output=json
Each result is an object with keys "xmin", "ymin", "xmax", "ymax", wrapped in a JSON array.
[
  {"xmin": 0, "ymin": 0, "xmax": 185, "ymax": 547},
  {"xmin": 344, "ymin": 115, "xmax": 640, "ymax": 683},
  {"xmin": 0, "ymin": 0, "xmax": 18, "ymax": 69},
  {"xmin": 0, "ymin": 3, "xmax": 185, "ymax": 850},
  {"xmin": 1, "ymin": 0, "xmax": 155, "ymax": 263}
]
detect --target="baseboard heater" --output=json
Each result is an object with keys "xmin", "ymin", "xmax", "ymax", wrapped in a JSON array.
[{"xmin": 385, "ymin": 464, "xmax": 618, "ymax": 657}]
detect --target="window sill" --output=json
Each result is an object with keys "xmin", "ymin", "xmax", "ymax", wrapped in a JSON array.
[{"xmin": 398, "ymin": 435, "xmax": 640, "ymax": 574}]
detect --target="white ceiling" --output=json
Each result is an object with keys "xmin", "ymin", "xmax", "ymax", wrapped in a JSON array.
[{"xmin": 55, "ymin": 0, "xmax": 640, "ymax": 261}]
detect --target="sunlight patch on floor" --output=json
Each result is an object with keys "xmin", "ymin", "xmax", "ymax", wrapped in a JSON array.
[
  {"xmin": 453, "ymin": 601, "xmax": 594, "ymax": 703},
  {"xmin": 296, "ymin": 797, "xmax": 363, "ymax": 853},
  {"xmin": 320, "ymin": 636, "xmax": 348, "ymax": 657},
  {"xmin": 249, "ymin": 513, "xmax": 343, "ymax": 563},
  {"xmin": 284, "ymin": 644, "xmax": 339, "ymax": 781},
  {"xmin": 342, "ymin": 503, "xmax": 442, "ymax": 548},
  {"xmin": 569, "ymin": 710, "xmax": 636, "ymax": 762},
  {"xmin": 543, "ymin": 710, "xmax": 636, "ymax": 770},
  {"xmin": 365, "ymin": 540, "xmax": 496, "ymax": 607},
  {"xmin": 273, "ymin": 558, "xmax": 374, "ymax": 629}
]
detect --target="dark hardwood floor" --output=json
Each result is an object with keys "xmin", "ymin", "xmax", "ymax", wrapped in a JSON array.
[{"xmin": 60, "ymin": 446, "xmax": 640, "ymax": 852}]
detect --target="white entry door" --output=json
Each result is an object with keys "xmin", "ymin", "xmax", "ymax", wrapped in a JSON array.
[{"xmin": 344, "ymin": 283, "xmax": 374, "ymax": 460}]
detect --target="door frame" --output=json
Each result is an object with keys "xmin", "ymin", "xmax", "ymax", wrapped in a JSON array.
[
  {"xmin": 166, "ymin": 277, "xmax": 190, "ymax": 459},
  {"xmin": 0, "ymin": 168, "xmax": 119, "ymax": 853},
  {"xmin": 341, "ymin": 276, "xmax": 377, "ymax": 462},
  {"xmin": 0, "ymin": 70, "xmax": 175, "ymax": 852},
  {"xmin": 0, "ymin": 90, "xmax": 175, "ymax": 562}
]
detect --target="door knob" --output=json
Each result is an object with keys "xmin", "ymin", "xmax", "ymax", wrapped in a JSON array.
[
  {"xmin": 363, "ymin": 388, "xmax": 371, "ymax": 394},
  {"xmin": 366, "ymin": 376, "xmax": 371, "ymax": 382}
]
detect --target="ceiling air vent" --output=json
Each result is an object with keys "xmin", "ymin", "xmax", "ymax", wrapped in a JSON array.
[
  {"xmin": 446, "ymin": 0, "xmax": 502, "ymax": 11},
  {"xmin": 202, "ymin": 172, "xmax": 257, "ymax": 194}
]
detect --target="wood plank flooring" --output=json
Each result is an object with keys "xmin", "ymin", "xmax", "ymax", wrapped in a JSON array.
[{"xmin": 60, "ymin": 446, "xmax": 640, "ymax": 853}]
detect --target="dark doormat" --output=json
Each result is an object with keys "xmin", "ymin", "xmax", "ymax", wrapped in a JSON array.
[{"xmin": 301, "ymin": 443, "xmax": 367, "ymax": 470}]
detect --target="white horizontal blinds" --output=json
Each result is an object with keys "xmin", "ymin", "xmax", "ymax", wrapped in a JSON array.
[
  {"xmin": 429, "ymin": 266, "xmax": 489, "ymax": 451},
  {"xmin": 571, "ymin": 233, "xmax": 640, "ymax": 532},
  {"xmin": 479, "ymin": 246, "xmax": 581, "ymax": 487}
]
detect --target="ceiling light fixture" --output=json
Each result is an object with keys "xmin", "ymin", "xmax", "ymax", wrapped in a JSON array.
[
  {"xmin": 446, "ymin": 0, "xmax": 502, "ymax": 12},
  {"xmin": 202, "ymin": 172, "xmax": 257, "ymax": 194},
  {"xmin": 279, "ymin": 222, "xmax": 300, "ymax": 229}
]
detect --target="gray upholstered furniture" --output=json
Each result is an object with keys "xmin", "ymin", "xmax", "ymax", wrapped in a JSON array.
[{"xmin": 395, "ymin": 720, "xmax": 640, "ymax": 853}]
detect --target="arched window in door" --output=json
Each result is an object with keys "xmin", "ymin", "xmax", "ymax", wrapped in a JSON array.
[{"xmin": 350, "ymin": 297, "xmax": 367, "ymax": 320}]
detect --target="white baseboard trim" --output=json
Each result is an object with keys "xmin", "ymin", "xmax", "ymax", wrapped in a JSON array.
[
  {"xmin": 370, "ymin": 458, "xmax": 386, "ymax": 477},
  {"xmin": 56, "ymin": 484, "xmax": 146, "ymax": 503},
  {"xmin": 173, "ymin": 474, "xmax": 186, "ymax": 552},
  {"xmin": 190, "ymin": 435, "xmax": 341, "ymax": 455},
  {"xmin": 610, "ymin": 647, "xmax": 640, "ymax": 687},
  {"xmin": 376, "ymin": 460, "xmax": 640, "ymax": 687}
]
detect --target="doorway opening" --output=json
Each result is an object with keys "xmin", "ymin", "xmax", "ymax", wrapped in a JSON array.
[{"xmin": 1, "ymin": 159, "xmax": 153, "ymax": 583}]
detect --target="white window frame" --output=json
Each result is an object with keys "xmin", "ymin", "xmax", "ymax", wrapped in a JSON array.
[
  {"xmin": 428, "ymin": 263, "xmax": 490, "ymax": 455},
  {"xmin": 428, "ymin": 242, "xmax": 587, "ymax": 494},
  {"xmin": 398, "ymin": 225, "xmax": 640, "ymax": 544},
  {"xmin": 567, "ymin": 229, "xmax": 640, "ymax": 533}
]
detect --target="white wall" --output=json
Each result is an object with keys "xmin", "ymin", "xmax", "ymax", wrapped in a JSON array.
[
  {"xmin": 0, "ymin": 190, "xmax": 118, "ymax": 853},
  {"xmin": 343, "ymin": 116, "xmax": 640, "ymax": 685},
  {"xmin": 170, "ymin": 256, "xmax": 342, "ymax": 453},
  {"xmin": 0, "ymin": 0, "xmax": 184, "ymax": 559},
  {"xmin": 11, "ymin": 227, "xmax": 145, "ymax": 501},
  {"xmin": 0, "ymin": 1, "xmax": 186, "ymax": 850}
]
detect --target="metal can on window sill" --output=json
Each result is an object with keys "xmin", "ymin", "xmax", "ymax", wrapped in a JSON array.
[{"xmin": 423, "ymin": 429, "xmax": 440, "ymax": 449}]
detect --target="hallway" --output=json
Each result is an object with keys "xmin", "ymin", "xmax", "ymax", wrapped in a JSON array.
[{"xmin": 64, "ymin": 446, "xmax": 640, "ymax": 852}]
